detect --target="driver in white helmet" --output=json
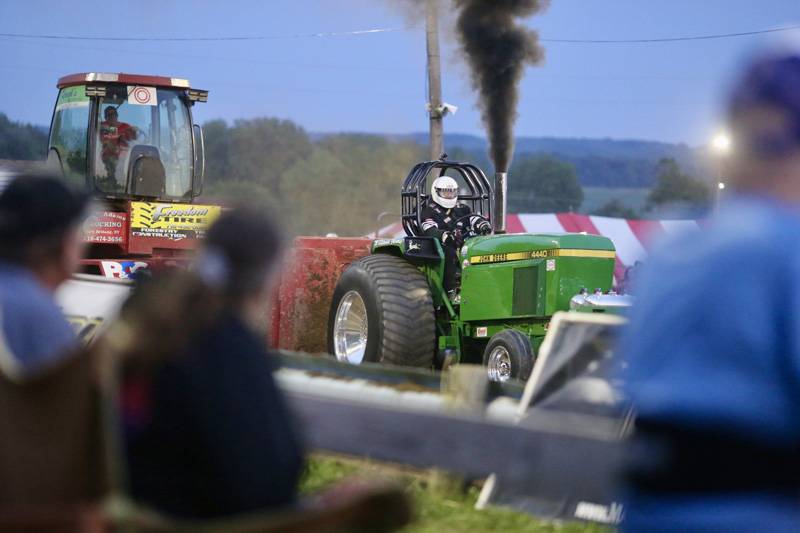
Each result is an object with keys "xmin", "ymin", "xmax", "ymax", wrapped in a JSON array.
[{"xmin": 420, "ymin": 176, "xmax": 492, "ymax": 297}]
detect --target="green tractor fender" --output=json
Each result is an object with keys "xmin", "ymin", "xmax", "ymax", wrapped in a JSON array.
[
  {"xmin": 372, "ymin": 236, "xmax": 458, "ymax": 314},
  {"xmin": 372, "ymin": 236, "xmax": 442, "ymax": 263}
]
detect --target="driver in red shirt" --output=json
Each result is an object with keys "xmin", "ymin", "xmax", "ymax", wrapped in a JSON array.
[{"xmin": 100, "ymin": 106, "xmax": 137, "ymax": 183}]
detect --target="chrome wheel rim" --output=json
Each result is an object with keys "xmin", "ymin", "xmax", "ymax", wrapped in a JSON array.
[
  {"xmin": 487, "ymin": 346, "xmax": 512, "ymax": 382},
  {"xmin": 333, "ymin": 291, "xmax": 369, "ymax": 364}
]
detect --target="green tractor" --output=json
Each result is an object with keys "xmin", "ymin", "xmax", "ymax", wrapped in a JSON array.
[{"xmin": 327, "ymin": 159, "xmax": 617, "ymax": 381}]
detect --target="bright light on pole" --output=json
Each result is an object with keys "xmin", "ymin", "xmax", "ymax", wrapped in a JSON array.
[
  {"xmin": 712, "ymin": 132, "xmax": 732, "ymax": 154},
  {"xmin": 711, "ymin": 131, "xmax": 731, "ymax": 211}
]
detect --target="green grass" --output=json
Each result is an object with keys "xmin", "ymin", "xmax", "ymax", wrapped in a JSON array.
[
  {"xmin": 300, "ymin": 454, "xmax": 611, "ymax": 533},
  {"xmin": 581, "ymin": 187, "xmax": 649, "ymax": 215}
]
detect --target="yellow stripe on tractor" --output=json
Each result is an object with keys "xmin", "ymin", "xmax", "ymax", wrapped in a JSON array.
[{"xmin": 469, "ymin": 249, "xmax": 616, "ymax": 265}]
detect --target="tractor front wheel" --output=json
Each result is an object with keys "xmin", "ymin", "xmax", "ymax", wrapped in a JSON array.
[
  {"xmin": 328, "ymin": 254, "xmax": 436, "ymax": 367},
  {"xmin": 482, "ymin": 330, "xmax": 534, "ymax": 382}
]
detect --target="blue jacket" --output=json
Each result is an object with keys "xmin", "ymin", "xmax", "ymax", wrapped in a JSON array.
[
  {"xmin": 621, "ymin": 196, "xmax": 800, "ymax": 532},
  {"xmin": 0, "ymin": 261, "xmax": 76, "ymax": 379}
]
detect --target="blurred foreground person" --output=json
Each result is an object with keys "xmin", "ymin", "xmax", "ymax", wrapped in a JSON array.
[
  {"xmin": 0, "ymin": 174, "xmax": 100, "ymax": 505},
  {"xmin": 0, "ymin": 174, "xmax": 89, "ymax": 378},
  {"xmin": 621, "ymin": 49, "xmax": 800, "ymax": 531},
  {"xmin": 114, "ymin": 207, "xmax": 305, "ymax": 519}
]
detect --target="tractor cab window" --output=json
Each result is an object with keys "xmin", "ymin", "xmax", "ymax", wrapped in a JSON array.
[
  {"xmin": 49, "ymin": 86, "xmax": 91, "ymax": 189},
  {"xmin": 93, "ymin": 86, "xmax": 193, "ymax": 199},
  {"xmin": 157, "ymin": 94, "xmax": 192, "ymax": 197}
]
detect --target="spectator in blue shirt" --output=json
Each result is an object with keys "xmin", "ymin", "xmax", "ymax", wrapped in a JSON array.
[
  {"xmin": 621, "ymin": 48, "xmax": 800, "ymax": 532},
  {"xmin": 0, "ymin": 174, "xmax": 90, "ymax": 381}
]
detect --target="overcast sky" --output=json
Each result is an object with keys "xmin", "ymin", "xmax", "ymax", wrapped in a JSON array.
[{"xmin": 1, "ymin": 0, "xmax": 798, "ymax": 145}]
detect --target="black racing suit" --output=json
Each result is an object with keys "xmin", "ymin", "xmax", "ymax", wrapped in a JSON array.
[{"xmin": 420, "ymin": 200, "xmax": 481, "ymax": 293}]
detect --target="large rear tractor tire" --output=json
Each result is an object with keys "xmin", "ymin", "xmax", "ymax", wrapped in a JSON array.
[
  {"xmin": 328, "ymin": 254, "xmax": 436, "ymax": 367},
  {"xmin": 482, "ymin": 329, "xmax": 534, "ymax": 382}
]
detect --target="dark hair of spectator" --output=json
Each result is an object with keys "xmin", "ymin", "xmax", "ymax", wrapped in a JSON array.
[
  {"xmin": 111, "ymin": 206, "xmax": 284, "ymax": 363},
  {"xmin": 201, "ymin": 206, "xmax": 284, "ymax": 307},
  {"xmin": 0, "ymin": 174, "xmax": 91, "ymax": 266},
  {"xmin": 728, "ymin": 52, "xmax": 800, "ymax": 158}
]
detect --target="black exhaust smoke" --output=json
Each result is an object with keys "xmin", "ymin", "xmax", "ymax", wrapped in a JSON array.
[{"xmin": 454, "ymin": 0, "xmax": 548, "ymax": 173}]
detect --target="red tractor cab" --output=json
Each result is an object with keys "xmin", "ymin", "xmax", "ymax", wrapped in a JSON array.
[{"xmin": 48, "ymin": 73, "xmax": 218, "ymax": 278}]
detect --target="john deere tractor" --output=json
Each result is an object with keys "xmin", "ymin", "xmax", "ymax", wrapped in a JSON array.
[{"xmin": 327, "ymin": 159, "xmax": 616, "ymax": 382}]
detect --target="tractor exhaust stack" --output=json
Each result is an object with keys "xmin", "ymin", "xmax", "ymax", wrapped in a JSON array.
[{"xmin": 493, "ymin": 172, "xmax": 507, "ymax": 234}]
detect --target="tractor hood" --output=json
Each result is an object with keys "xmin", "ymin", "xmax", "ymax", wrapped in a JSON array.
[{"xmin": 465, "ymin": 233, "xmax": 615, "ymax": 264}]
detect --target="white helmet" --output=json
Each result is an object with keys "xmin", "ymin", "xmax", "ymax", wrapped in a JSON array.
[{"xmin": 431, "ymin": 176, "xmax": 459, "ymax": 209}]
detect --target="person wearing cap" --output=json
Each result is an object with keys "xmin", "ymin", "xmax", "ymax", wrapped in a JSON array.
[
  {"xmin": 620, "ymin": 49, "xmax": 800, "ymax": 531},
  {"xmin": 99, "ymin": 106, "xmax": 137, "ymax": 184},
  {"xmin": 0, "ymin": 174, "xmax": 90, "ymax": 380}
]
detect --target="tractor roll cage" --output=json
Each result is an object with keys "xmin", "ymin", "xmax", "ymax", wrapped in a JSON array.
[{"xmin": 401, "ymin": 159, "xmax": 493, "ymax": 237}]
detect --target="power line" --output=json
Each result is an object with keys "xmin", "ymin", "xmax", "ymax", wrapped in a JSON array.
[
  {"xmin": 0, "ymin": 66, "xmax": 710, "ymax": 104},
  {"xmin": 541, "ymin": 24, "xmax": 800, "ymax": 43},
  {"xmin": 0, "ymin": 27, "xmax": 410, "ymax": 42},
  {"xmin": 1, "ymin": 23, "xmax": 799, "ymax": 44},
  {"xmin": 2, "ymin": 37, "xmax": 416, "ymax": 73},
  {"xmin": 0, "ymin": 37, "xmax": 713, "ymax": 80}
]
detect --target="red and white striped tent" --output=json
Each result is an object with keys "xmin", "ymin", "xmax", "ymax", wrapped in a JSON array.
[{"xmin": 376, "ymin": 213, "xmax": 700, "ymax": 282}]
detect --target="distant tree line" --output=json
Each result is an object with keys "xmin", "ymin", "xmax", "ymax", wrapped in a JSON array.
[
  {"xmin": 0, "ymin": 113, "xmax": 48, "ymax": 161},
  {"xmin": 565, "ymin": 155, "xmax": 660, "ymax": 188},
  {"xmin": 587, "ymin": 157, "xmax": 712, "ymax": 218},
  {"xmin": 450, "ymin": 146, "xmax": 695, "ymax": 189},
  {"xmin": 646, "ymin": 158, "xmax": 711, "ymax": 213},
  {"xmin": 200, "ymin": 118, "xmax": 426, "ymax": 236},
  {"xmin": 506, "ymin": 153, "xmax": 711, "ymax": 218},
  {"xmin": 1, "ymin": 112, "xmax": 712, "ymax": 232},
  {"xmin": 508, "ymin": 155, "xmax": 584, "ymax": 213}
]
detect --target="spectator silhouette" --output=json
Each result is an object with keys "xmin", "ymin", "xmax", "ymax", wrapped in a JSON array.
[
  {"xmin": 0, "ymin": 173, "xmax": 99, "ymax": 506},
  {"xmin": 0, "ymin": 174, "xmax": 90, "ymax": 379},
  {"xmin": 111, "ymin": 207, "xmax": 305, "ymax": 519},
  {"xmin": 621, "ymin": 47, "xmax": 800, "ymax": 532}
]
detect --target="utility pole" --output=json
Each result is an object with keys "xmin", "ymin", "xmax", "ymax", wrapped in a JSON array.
[{"xmin": 426, "ymin": 0, "xmax": 444, "ymax": 161}]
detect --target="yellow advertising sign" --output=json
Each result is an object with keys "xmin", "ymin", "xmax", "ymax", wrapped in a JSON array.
[{"xmin": 130, "ymin": 202, "xmax": 222, "ymax": 231}]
